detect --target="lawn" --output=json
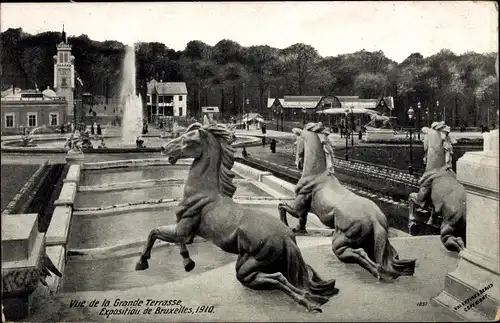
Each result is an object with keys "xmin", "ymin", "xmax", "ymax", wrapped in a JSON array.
[{"xmin": 1, "ymin": 164, "xmax": 40, "ymax": 212}]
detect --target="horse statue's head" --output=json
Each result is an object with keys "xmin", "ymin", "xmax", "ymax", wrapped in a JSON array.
[
  {"xmin": 421, "ymin": 121, "xmax": 457, "ymax": 172},
  {"xmin": 292, "ymin": 122, "xmax": 331, "ymax": 176},
  {"xmin": 162, "ymin": 122, "xmax": 237, "ymax": 198}
]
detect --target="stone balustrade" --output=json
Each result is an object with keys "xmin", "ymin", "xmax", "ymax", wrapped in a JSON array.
[
  {"xmin": 54, "ymin": 182, "xmax": 77, "ymax": 207},
  {"xmin": 63, "ymin": 164, "xmax": 81, "ymax": 185},
  {"xmin": 233, "ymin": 162, "xmax": 272, "ymax": 182},
  {"xmin": 83, "ymin": 158, "xmax": 194, "ymax": 170},
  {"xmin": 45, "ymin": 206, "xmax": 72, "ymax": 246}
]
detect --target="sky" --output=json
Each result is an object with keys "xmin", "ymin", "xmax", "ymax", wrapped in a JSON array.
[{"xmin": 1, "ymin": 1, "xmax": 498, "ymax": 63}]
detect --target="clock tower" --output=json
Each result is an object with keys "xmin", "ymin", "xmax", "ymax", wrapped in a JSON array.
[{"xmin": 53, "ymin": 25, "xmax": 75, "ymax": 122}]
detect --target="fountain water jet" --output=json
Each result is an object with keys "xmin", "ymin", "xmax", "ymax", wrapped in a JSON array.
[{"xmin": 120, "ymin": 45, "xmax": 144, "ymax": 145}]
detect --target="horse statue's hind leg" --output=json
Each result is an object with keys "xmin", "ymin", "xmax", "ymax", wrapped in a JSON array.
[
  {"xmin": 278, "ymin": 194, "xmax": 311, "ymax": 234},
  {"xmin": 235, "ymin": 251, "xmax": 330, "ymax": 312},
  {"xmin": 135, "ymin": 224, "xmax": 195, "ymax": 272},
  {"xmin": 331, "ymin": 230, "xmax": 381, "ymax": 279}
]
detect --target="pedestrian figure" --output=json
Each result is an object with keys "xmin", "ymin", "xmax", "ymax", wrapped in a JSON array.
[
  {"xmin": 60, "ymin": 124, "xmax": 65, "ymax": 134},
  {"xmin": 358, "ymin": 130, "xmax": 363, "ymax": 140},
  {"xmin": 242, "ymin": 147, "xmax": 248, "ymax": 158},
  {"xmin": 261, "ymin": 123, "xmax": 267, "ymax": 135},
  {"xmin": 97, "ymin": 124, "xmax": 102, "ymax": 136},
  {"xmin": 262, "ymin": 136, "xmax": 266, "ymax": 146},
  {"xmin": 90, "ymin": 124, "xmax": 95, "ymax": 135},
  {"xmin": 270, "ymin": 139, "xmax": 276, "ymax": 153}
]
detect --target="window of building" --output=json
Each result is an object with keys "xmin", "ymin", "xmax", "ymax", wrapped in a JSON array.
[
  {"xmin": 165, "ymin": 96, "xmax": 174, "ymax": 103},
  {"xmin": 5, "ymin": 113, "xmax": 15, "ymax": 128},
  {"xmin": 59, "ymin": 52, "xmax": 63, "ymax": 63},
  {"xmin": 147, "ymin": 95, "xmax": 151, "ymax": 103},
  {"xmin": 179, "ymin": 95, "xmax": 183, "ymax": 101},
  {"xmin": 50, "ymin": 113, "xmax": 59, "ymax": 126},
  {"xmin": 63, "ymin": 52, "xmax": 68, "ymax": 63},
  {"xmin": 159, "ymin": 106, "xmax": 164, "ymax": 115},
  {"xmin": 178, "ymin": 107, "xmax": 183, "ymax": 116},
  {"xmin": 27, "ymin": 113, "xmax": 37, "ymax": 127},
  {"xmin": 158, "ymin": 96, "xmax": 164, "ymax": 103}
]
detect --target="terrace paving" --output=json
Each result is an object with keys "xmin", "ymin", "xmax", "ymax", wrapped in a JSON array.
[{"xmin": 30, "ymin": 236, "xmax": 460, "ymax": 322}]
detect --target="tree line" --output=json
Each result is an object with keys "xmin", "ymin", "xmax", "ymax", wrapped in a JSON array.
[{"xmin": 1, "ymin": 28, "xmax": 498, "ymax": 127}]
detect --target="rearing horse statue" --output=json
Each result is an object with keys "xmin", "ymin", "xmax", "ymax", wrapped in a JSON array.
[
  {"xmin": 279, "ymin": 122, "xmax": 416, "ymax": 281},
  {"xmin": 408, "ymin": 121, "xmax": 466, "ymax": 252},
  {"xmin": 136, "ymin": 123, "xmax": 339, "ymax": 312}
]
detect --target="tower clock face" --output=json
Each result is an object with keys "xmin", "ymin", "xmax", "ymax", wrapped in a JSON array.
[{"xmin": 58, "ymin": 68, "xmax": 70, "ymax": 88}]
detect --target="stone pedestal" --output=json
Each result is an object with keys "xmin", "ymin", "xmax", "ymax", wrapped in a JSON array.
[
  {"xmin": 65, "ymin": 150, "xmax": 84, "ymax": 166},
  {"xmin": 364, "ymin": 128, "xmax": 396, "ymax": 142},
  {"xmin": 432, "ymin": 130, "xmax": 499, "ymax": 321},
  {"xmin": 2, "ymin": 213, "xmax": 46, "ymax": 320}
]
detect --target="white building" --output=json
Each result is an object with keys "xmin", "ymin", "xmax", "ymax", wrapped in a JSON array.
[{"xmin": 146, "ymin": 80, "xmax": 188, "ymax": 122}]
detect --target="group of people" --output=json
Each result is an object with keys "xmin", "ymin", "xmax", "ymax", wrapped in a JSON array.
[{"xmin": 242, "ymin": 123, "xmax": 276, "ymax": 158}]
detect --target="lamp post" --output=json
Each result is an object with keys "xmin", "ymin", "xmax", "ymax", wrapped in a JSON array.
[
  {"xmin": 302, "ymin": 107, "xmax": 306, "ymax": 125},
  {"xmin": 417, "ymin": 101, "xmax": 422, "ymax": 140},
  {"xmin": 350, "ymin": 107, "xmax": 355, "ymax": 146},
  {"xmin": 407, "ymin": 107, "xmax": 415, "ymax": 175},
  {"xmin": 344, "ymin": 109, "xmax": 349, "ymax": 161},
  {"xmin": 436, "ymin": 100, "xmax": 440, "ymax": 121},
  {"xmin": 280, "ymin": 108, "xmax": 284, "ymax": 131}
]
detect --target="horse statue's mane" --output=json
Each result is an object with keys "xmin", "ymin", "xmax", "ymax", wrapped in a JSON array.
[
  {"xmin": 303, "ymin": 122, "xmax": 335, "ymax": 166},
  {"xmin": 186, "ymin": 122, "xmax": 237, "ymax": 198}
]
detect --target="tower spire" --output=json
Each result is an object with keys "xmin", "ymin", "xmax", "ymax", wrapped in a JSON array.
[{"xmin": 62, "ymin": 24, "xmax": 67, "ymax": 43}]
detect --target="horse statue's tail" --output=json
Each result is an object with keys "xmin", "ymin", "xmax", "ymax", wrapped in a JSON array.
[
  {"xmin": 282, "ymin": 237, "xmax": 339, "ymax": 304},
  {"xmin": 373, "ymin": 219, "xmax": 416, "ymax": 279}
]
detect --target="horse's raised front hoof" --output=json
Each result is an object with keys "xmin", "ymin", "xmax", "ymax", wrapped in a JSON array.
[
  {"xmin": 183, "ymin": 258, "xmax": 195, "ymax": 272},
  {"xmin": 292, "ymin": 227, "xmax": 308, "ymax": 235},
  {"xmin": 443, "ymin": 237, "xmax": 465, "ymax": 253},
  {"xmin": 135, "ymin": 259, "xmax": 149, "ymax": 271}
]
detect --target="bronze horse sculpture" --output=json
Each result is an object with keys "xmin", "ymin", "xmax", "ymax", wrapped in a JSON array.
[
  {"xmin": 408, "ymin": 121, "xmax": 466, "ymax": 252},
  {"xmin": 278, "ymin": 122, "xmax": 416, "ymax": 281},
  {"xmin": 136, "ymin": 123, "xmax": 339, "ymax": 312}
]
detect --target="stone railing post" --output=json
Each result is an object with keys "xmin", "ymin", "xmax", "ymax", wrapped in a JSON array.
[
  {"xmin": 432, "ymin": 129, "xmax": 499, "ymax": 321},
  {"xmin": 65, "ymin": 148, "xmax": 84, "ymax": 167},
  {"xmin": 2, "ymin": 214, "xmax": 47, "ymax": 320}
]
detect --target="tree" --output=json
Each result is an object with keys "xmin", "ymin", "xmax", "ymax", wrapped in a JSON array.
[
  {"xmin": 183, "ymin": 40, "xmax": 211, "ymax": 60},
  {"xmin": 244, "ymin": 45, "xmax": 281, "ymax": 111},
  {"xmin": 353, "ymin": 73, "xmax": 389, "ymax": 99},
  {"xmin": 280, "ymin": 43, "xmax": 321, "ymax": 95},
  {"xmin": 212, "ymin": 39, "xmax": 243, "ymax": 65}
]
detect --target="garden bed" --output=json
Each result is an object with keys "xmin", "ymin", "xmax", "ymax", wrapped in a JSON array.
[
  {"xmin": 360, "ymin": 137, "xmax": 483, "ymax": 145},
  {"xmin": 335, "ymin": 144, "xmax": 483, "ymax": 174}
]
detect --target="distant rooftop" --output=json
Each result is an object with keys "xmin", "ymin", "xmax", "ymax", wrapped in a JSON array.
[
  {"xmin": 202, "ymin": 106, "xmax": 219, "ymax": 113},
  {"xmin": 147, "ymin": 80, "xmax": 188, "ymax": 95}
]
